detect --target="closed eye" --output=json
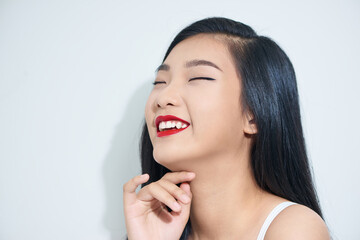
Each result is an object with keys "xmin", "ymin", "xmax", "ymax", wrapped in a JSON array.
[
  {"xmin": 153, "ymin": 77, "xmax": 215, "ymax": 85},
  {"xmin": 152, "ymin": 81, "xmax": 166, "ymax": 85},
  {"xmin": 189, "ymin": 77, "xmax": 216, "ymax": 81}
]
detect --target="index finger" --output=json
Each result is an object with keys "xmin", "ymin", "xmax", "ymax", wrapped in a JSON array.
[{"xmin": 162, "ymin": 171, "xmax": 196, "ymax": 184}]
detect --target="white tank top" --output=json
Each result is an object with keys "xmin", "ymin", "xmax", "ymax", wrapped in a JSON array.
[{"xmin": 256, "ymin": 201, "xmax": 297, "ymax": 240}]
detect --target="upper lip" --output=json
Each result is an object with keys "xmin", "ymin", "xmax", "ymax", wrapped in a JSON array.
[{"xmin": 155, "ymin": 115, "xmax": 190, "ymax": 129}]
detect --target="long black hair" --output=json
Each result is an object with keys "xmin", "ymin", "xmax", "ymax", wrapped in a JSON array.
[{"xmin": 139, "ymin": 17, "xmax": 323, "ymax": 239}]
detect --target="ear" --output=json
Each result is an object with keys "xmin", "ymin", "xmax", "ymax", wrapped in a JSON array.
[{"xmin": 243, "ymin": 111, "xmax": 257, "ymax": 135}]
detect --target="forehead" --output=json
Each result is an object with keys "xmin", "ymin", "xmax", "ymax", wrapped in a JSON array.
[{"xmin": 162, "ymin": 34, "xmax": 234, "ymax": 72}]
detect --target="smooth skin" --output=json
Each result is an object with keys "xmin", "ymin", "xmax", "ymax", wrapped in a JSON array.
[{"xmin": 123, "ymin": 34, "xmax": 330, "ymax": 240}]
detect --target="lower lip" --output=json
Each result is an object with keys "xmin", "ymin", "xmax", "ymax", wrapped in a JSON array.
[{"xmin": 157, "ymin": 126, "xmax": 189, "ymax": 137}]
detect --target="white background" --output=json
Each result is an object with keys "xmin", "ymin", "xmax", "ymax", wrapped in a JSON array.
[{"xmin": 1, "ymin": 0, "xmax": 359, "ymax": 239}]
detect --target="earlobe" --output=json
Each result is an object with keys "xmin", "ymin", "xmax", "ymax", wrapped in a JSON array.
[{"xmin": 243, "ymin": 112, "xmax": 257, "ymax": 135}]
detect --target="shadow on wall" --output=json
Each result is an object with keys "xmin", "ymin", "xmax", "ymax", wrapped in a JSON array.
[{"xmin": 102, "ymin": 81, "xmax": 152, "ymax": 240}]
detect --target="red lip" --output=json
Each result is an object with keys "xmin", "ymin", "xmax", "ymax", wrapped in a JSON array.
[{"xmin": 155, "ymin": 115, "xmax": 190, "ymax": 137}]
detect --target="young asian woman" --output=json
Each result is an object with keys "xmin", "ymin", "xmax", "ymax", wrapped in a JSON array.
[{"xmin": 123, "ymin": 17, "xmax": 330, "ymax": 240}]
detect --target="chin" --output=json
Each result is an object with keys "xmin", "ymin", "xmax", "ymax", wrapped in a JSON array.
[{"xmin": 153, "ymin": 149, "xmax": 192, "ymax": 171}]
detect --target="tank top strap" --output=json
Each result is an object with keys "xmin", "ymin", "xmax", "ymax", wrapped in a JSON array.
[{"xmin": 256, "ymin": 201, "xmax": 297, "ymax": 240}]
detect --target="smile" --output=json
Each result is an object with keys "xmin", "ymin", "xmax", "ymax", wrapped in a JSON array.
[{"xmin": 155, "ymin": 115, "xmax": 190, "ymax": 137}]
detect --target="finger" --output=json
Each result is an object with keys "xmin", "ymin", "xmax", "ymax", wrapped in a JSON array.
[
  {"xmin": 162, "ymin": 171, "xmax": 196, "ymax": 184},
  {"xmin": 137, "ymin": 182, "xmax": 183, "ymax": 212},
  {"xmin": 123, "ymin": 174, "xmax": 149, "ymax": 205},
  {"xmin": 171, "ymin": 182, "xmax": 193, "ymax": 218},
  {"xmin": 158, "ymin": 179, "xmax": 191, "ymax": 205},
  {"xmin": 180, "ymin": 182, "xmax": 192, "ymax": 197}
]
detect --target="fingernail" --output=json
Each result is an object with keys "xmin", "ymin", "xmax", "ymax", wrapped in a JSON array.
[
  {"xmin": 188, "ymin": 172, "xmax": 195, "ymax": 178},
  {"xmin": 173, "ymin": 201, "xmax": 181, "ymax": 211},
  {"xmin": 181, "ymin": 194, "xmax": 191, "ymax": 203}
]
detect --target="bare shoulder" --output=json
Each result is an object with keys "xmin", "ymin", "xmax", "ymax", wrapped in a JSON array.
[{"xmin": 265, "ymin": 203, "xmax": 330, "ymax": 240}]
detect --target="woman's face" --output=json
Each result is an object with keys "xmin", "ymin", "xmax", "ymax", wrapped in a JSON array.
[{"xmin": 145, "ymin": 34, "xmax": 253, "ymax": 171}]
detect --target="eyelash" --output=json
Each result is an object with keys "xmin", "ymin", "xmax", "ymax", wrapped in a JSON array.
[{"xmin": 152, "ymin": 77, "xmax": 215, "ymax": 85}]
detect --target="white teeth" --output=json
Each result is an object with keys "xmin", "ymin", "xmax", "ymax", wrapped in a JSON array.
[
  {"xmin": 176, "ymin": 122, "xmax": 182, "ymax": 129},
  {"xmin": 158, "ymin": 120, "xmax": 189, "ymax": 131},
  {"xmin": 159, "ymin": 121, "xmax": 166, "ymax": 131}
]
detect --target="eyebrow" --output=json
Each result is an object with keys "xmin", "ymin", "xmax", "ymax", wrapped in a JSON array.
[{"xmin": 155, "ymin": 59, "xmax": 223, "ymax": 73}]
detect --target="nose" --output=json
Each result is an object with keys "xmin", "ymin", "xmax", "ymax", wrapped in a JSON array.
[{"xmin": 155, "ymin": 83, "xmax": 182, "ymax": 109}]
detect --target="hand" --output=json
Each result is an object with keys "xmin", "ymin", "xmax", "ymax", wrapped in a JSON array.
[{"xmin": 123, "ymin": 171, "xmax": 196, "ymax": 240}]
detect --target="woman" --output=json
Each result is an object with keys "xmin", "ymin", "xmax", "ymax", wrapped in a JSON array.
[{"xmin": 123, "ymin": 17, "xmax": 330, "ymax": 240}]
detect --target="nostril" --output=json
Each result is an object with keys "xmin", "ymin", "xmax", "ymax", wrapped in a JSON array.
[{"xmin": 156, "ymin": 102, "xmax": 175, "ymax": 108}]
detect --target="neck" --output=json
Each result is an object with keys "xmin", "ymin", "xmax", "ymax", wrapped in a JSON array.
[{"xmin": 185, "ymin": 151, "xmax": 267, "ymax": 240}]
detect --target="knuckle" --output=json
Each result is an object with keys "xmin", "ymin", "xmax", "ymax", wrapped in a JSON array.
[
  {"xmin": 160, "ymin": 180, "xmax": 177, "ymax": 192},
  {"xmin": 165, "ymin": 183, "xmax": 183, "ymax": 197},
  {"xmin": 165, "ymin": 194, "xmax": 175, "ymax": 203},
  {"xmin": 147, "ymin": 182, "xmax": 155, "ymax": 191},
  {"xmin": 158, "ymin": 178, "xmax": 170, "ymax": 186},
  {"xmin": 129, "ymin": 178, "xmax": 137, "ymax": 186},
  {"xmin": 175, "ymin": 188, "xmax": 185, "ymax": 196}
]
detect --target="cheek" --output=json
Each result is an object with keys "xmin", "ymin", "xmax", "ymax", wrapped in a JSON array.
[
  {"xmin": 190, "ymin": 86, "xmax": 243, "ymax": 143},
  {"xmin": 188, "ymin": 85, "xmax": 231, "ymax": 123}
]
